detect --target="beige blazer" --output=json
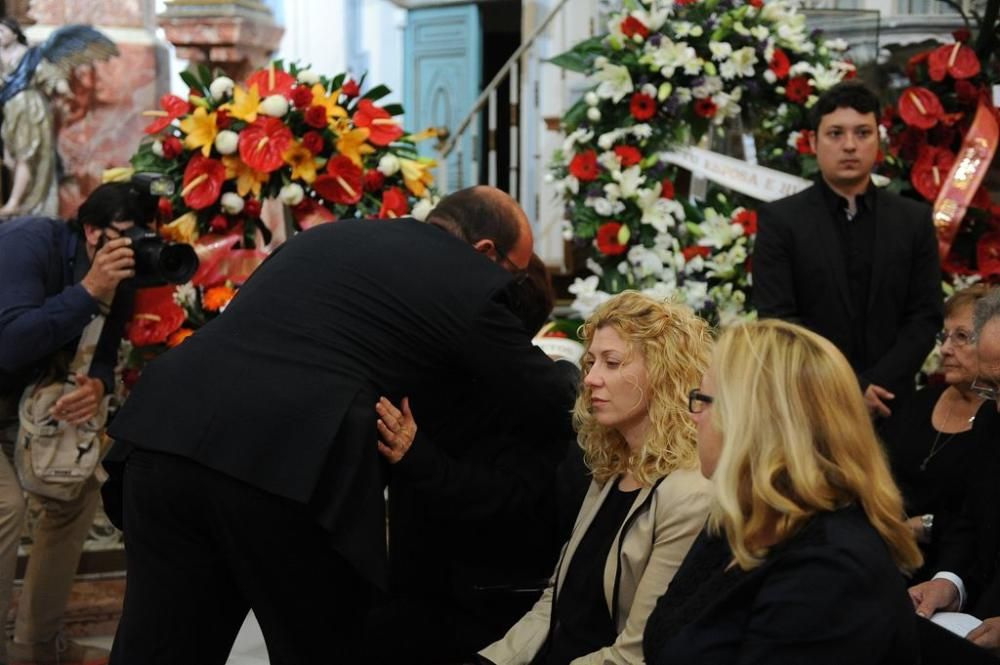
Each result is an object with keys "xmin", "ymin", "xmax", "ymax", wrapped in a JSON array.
[{"xmin": 480, "ymin": 466, "xmax": 713, "ymax": 665}]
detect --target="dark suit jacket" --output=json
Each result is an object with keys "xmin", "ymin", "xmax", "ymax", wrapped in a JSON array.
[
  {"xmin": 109, "ymin": 218, "xmax": 576, "ymax": 588},
  {"xmin": 753, "ymin": 183, "xmax": 942, "ymax": 396},
  {"xmin": 642, "ymin": 506, "xmax": 919, "ymax": 665}
]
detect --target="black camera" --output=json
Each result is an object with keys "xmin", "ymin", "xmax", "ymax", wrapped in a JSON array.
[{"xmin": 121, "ymin": 226, "xmax": 198, "ymax": 287}]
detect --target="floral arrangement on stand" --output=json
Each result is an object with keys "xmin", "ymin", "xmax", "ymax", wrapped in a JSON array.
[
  {"xmin": 117, "ymin": 61, "xmax": 439, "ymax": 381},
  {"xmin": 549, "ymin": 0, "xmax": 856, "ymax": 322}
]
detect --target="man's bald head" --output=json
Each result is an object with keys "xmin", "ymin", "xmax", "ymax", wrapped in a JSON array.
[{"xmin": 426, "ymin": 186, "xmax": 534, "ymax": 270}]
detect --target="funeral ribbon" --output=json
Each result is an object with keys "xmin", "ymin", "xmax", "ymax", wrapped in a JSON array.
[{"xmin": 933, "ymin": 98, "xmax": 999, "ymax": 259}]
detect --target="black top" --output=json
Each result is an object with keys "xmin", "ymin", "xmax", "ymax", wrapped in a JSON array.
[
  {"xmin": 536, "ymin": 482, "xmax": 640, "ymax": 665},
  {"xmin": 642, "ymin": 506, "xmax": 918, "ymax": 665}
]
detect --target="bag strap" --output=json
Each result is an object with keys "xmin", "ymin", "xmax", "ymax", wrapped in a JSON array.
[{"xmin": 68, "ymin": 315, "xmax": 106, "ymax": 377}]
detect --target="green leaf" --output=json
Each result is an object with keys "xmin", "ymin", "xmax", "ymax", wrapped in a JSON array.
[
  {"xmin": 330, "ymin": 73, "xmax": 346, "ymax": 92},
  {"xmin": 562, "ymin": 98, "xmax": 589, "ymax": 129},
  {"xmin": 179, "ymin": 70, "xmax": 201, "ymax": 93},
  {"xmin": 363, "ymin": 84, "xmax": 391, "ymax": 103},
  {"xmin": 197, "ymin": 64, "xmax": 212, "ymax": 86},
  {"xmin": 383, "ymin": 103, "xmax": 404, "ymax": 116},
  {"xmin": 547, "ymin": 36, "xmax": 606, "ymax": 73}
]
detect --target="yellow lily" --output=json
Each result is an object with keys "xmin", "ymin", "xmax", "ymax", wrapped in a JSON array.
[
  {"xmin": 405, "ymin": 127, "xmax": 440, "ymax": 143},
  {"xmin": 225, "ymin": 84, "xmax": 261, "ymax": 124},
  {"xmin": 400, "ymin": 157, "xmax": 436, "ymax": 198},
  {"xmin": 102, "ymin": 166, "xmax": 134, "ymax": 183},
  {"xmin": 282, "ymin": 141, "xmax": 319, "ymax": 184},
  {"xmin": 161, "ymin": 212, "xmax": 199, "ymax": 244},
  {"xmin": 179, "ymin": 107, "xmax": 219, "ymax": 157},
  {"xmin": 310, "ymin": 83, "xmax": 347, "ymax": 125},
  {"xmin": 223, "ymin": 156, "xmax": 270, "ymax": 198},
  {"xmin": 335, "ymin": 127, "xmax": 374, "ymax": 167}
]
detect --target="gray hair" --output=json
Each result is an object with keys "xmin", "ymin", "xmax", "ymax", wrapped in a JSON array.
[{"xmin": 973, "ymin": 287, "xmax": 1000, "ymax": 337}]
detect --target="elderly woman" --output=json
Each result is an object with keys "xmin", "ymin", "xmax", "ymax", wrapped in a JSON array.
[
  {"xmin": 880, "ymin": 284, "xmax": 1000, "ymax": 579},
  {"xmin": 476, "ymin": 291, "xmax": 714, "ymax": 665},
  {"xmin": 643, "ymin": 319, "xmax": 923, "ymax": 665}
]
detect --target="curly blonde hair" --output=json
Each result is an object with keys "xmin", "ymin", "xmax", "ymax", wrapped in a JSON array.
[
  {"xmin": 708, "ymin": 319, "xmax": 923, "ymax": 573},
  {"xmin": 573, "ymin": 291, "xmax": 713, "ymax": 487}
]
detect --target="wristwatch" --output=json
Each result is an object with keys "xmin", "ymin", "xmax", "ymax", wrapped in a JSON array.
[{"xmin": 921, "ymin": 513, "xmax": 934, "ymax": 538}]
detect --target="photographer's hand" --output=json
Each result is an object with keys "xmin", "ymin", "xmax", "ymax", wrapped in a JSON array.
[
  {"xmin": 51, "ymin": 374, "xmax": 105, "ymax": 425},
  {"xmin": 81, "ymin": 237, "xmax": 134, "ymax": 305}
]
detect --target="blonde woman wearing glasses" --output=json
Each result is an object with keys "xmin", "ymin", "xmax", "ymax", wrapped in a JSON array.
[{"xmin": 643, "ymin": 319, "xmax": 922, "ymax": 665}]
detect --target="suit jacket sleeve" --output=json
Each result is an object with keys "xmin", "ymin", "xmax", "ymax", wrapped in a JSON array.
[
  {"xmin": 751, "ymin": 204, "xmax": 801, "ymax": 323},
  {"xmin": 479, "ymin": 572, "xmax": 557, "ymax": 665},
  {"xmin": 861, "ymin": 209, "xmax": 942, "ymax": 391}
]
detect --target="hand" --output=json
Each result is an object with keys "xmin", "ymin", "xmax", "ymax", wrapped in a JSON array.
[
  {"xmin": 376, "ymin": 396, "xmax": 417, "ymax": 464},
  {"xmin": 864, "ymin": 383, "xmax": 895, "ymax": 418},
  {"xmin": 50, "ymin": 374, "xmax": 105, "ymax": 425},
  {"xmin": 967, "ymin": 617, "xmax": 1000, "ymax": 654},
  {"xmin": 909, "ymin": 578, "xmax": 960, "ymax": 618},
  {"xmin": 80, "ymin": 236, "xmax": 134, "ymax": 305},
  {"xmin": 906, "ymin": 515, "xmax": 930, "ymax": 544}
]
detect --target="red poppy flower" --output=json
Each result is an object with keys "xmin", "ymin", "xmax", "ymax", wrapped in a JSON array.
[
  {"xmin": 596, "ymin": 222, "xmax": 628, "ymax": 256},
  {"xmin": 614, "ymin": 145, "xmax": 643, "ymax": 167},
  {"xmin": 246, "ymin": 67, "xmax": 296, "ymax": 98},
  {"xmin": 342, "ymin": 79, "xmax": 360, "ymax": 98},
  {"xmin": 898, "ymin": 86, "xmax": 944, "ymax": 130},
  {"xmin": 238, "ymin": 117, "xmax": 294, "ymax": 173},
  {"xmin": 630, "ymin": 92, "xmax": 656, "ymax": 121},
  {"xmin": 620, "ymin": 16, "xmax": 649, "ymax": 40},
  {"xmin": 304, "ymin": 105, "xmax": 329, "ymax": 129},
  {"xmin": 769, "ymin": 48, "xmax": 790, "ymax": 80},
  {"xmin": 143, "ymin": 94, "xmax": 189, "ymax": 134},
  {"xmin": 313, "ymin": 155, "xmax": 363, "ymax": 205},
  {"xmin": 928, "ymin": 43, "xmax": 981, "ymax": 81},
  {"xmin": 291, "ymin": 85, "xmax": 314, "ymax": 109},
  {"xmin": 244, "ymin": 198, "xmax": 262, "ymax": 219},
  {"xmin": 682, "ymin": 246, "xmax": 711, "ymax": 261},
  {"xmin": 785, "ymin": 76, "xmax": 812, "ymax": 103},
  {"xmin": 694, "ymin": 98, "xmax": 718, "ymax": 118},
  {"xmin": 161, "ymin": 136, "xmax": 183, "ymax": 160},
  {"xmin": 216, "ymin": 109, "xmax": 232, "ymax": 129},
  {"xmin": 568, "ymin": 150, "xmax": 600, "ymax": 181},
  {"xmin": 955, "ymin": 80, "xmax": 981, "ymax": 105},
  {"xmin": 363, "ymin": 169, "xmax": 385, "ymax": 192},
  {"xmin": 660, "ymin": 178, "xmax": 675, "ymax": 200},
  {"xmin": 910, "ymin": 145, "xmax": 955, "ymax": 201},
  {"xmin": 795, "ymin": 130, "xmax": 814, "ymax": 155},
  {"xmin": 978, "ymin": 232, "xmax": 1000, "ymax": 277},
  {"xmin": 181, "ymin": 154, "xmax": 226, "ymax": 210},
  {"xmin": 733, "ymin": 209, "xmax": 758, "ymax": 234},
  {"xmin": 378, "ymin": 187, "xmax": 410, "ymax": 219},
  {"xmin": 126, "ymin": 286, "xmax": 186, "ymax": 346},
  {"xmin": 353, "ymin": 99, "xmax": 404, "ymax": 146},
  {"xmin": 302, "ymin": 131, "xmax": 325, "ymax": 155}
]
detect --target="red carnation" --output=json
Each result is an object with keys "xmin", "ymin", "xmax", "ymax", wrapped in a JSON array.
[
  {"xmin": 302, "ymin": 130, "xmax": 325, "ymax": 155},
  {"xmin": 682, "ymin": 246, "xmax": 711, "ymax": 261},
  {"xmin": 928, "ymin": 42, "xmax": 981, "ymax": 81},
  {"xmin": 614, "ymin": 145, "xmax": 643, "ymax": 167},
  {"xmin": 620, "ymin": 16, "xmax": 649, "ymax": 40},
  {"xmin": 244, "ymin": 198, "xmax": 262, "ymax": 219},
  {"xmin": 238, "ymin": 116, "xmax": 294, "ymax": 173},
  {"xmin": 898, "ymin": 86, "xmax": 944, "ymax": 130},
  {"xmin": 342, "ymin": 79, "xmax": 360, "ymax": 98},
  {"xmin": 161, "ymin": 136, "xmax": 183, "ymax": 160},
  {"xmin": 795, "ymin": 131, "xmax": 814, "ymax": 155},
  {"xmin": 246, "ymin": 67, "xmax": 296, "ymax": 98},
  {"xmin": 595, "ymin": 222, "xmax": 628, "ymax": 256},
  {"xmin": 694, "ymin": 98, "xmax": 717, "ymax": 118},
  {"xmin": 733, "ymin": 209, "xmax": 758, "ymax": 234},
  {"xmin": 304, "ymin": 105, "xmax": 329, "ymax": 129},
  {"xmin": 769, "ymin": 48, "xmax": 790, "ymax": 80},
  {"xmin": 143, "ymin": 94, "xmax": 189, "ymax": 134},
  {"xmin": 630, "ymin": 92, "xmax": 656, "ymax": 121},
  {"xmin": 291, "ymin": 85, "xmax": 314, "ymax": 109},
  {"xmin": 215, "ymin": 108, "xmax": 231, "ymax": 129},
  {"xmin": 660, "ymin": 178, "xmax": 675, "ymax": 199},
  {"xmin": 785, "ymin": 76, "xmax": 812, "ymax": 103},
  {"xmin": 181, "ymin": 154, "xmax": 226, "ymax": 210},
  {"xmin": 353, "ymin": 99, "xmax": 404, "ymax": 146},
  {"xmin": 313, "ymin": 155, "xmax": 363, "ymax": 205},
  {"xmin": 568, "ymin": 150, "xmax": 600, "ymax": 181},
  {"xmin": 378, "ymin": 187, "xmax": 410, "ymax": 219},
  {"xmin": 363, "ymin": 169, "xmax": 386, "ymax": 192},
  {"xmin": 910, "ymin": 145, "xmax": 956, "ymax": 201}
]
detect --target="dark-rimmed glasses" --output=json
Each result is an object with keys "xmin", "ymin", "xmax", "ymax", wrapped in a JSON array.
[
  {"xmin": 493, "ymin": 243, "xmax": 528, "ymax": 284},
  {"xmin": 688, "ymin": 389, "xmax": 714, "ymax": 414}
]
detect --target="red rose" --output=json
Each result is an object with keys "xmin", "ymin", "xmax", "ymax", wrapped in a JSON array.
[
  {"xmin": 157, "ymin": 197, "xmax": 173, "ymax": 222},
  {"xmin": 596, "ymin": 222, "xmax": 628, "ymax": 256},
  {"xmin": 215, "ymin": 108, "xmax": 231, "ymax": 129},
  {"xmin": 302, "ymin": 130, "xmax": 325, "ymax": 155},
  {"xmin": 843, "ymin": 65, "xmax": 858, "ymax": 80},
  {"xmin": 955, "ymin": 80, "xmax": 980, "ymax": 105},
  {"xmin": 898, "ymin": 86, "xmax": 944, "ymax": 130},
  {"xmin": 749, "ymin": 0, "xmax": 763, "ymax": 7},
  {"xmin": 928, "ymin": 43, "xmax": 981, "ymax": 81},
  {"xmin": 209, "ymin": 214, "xmax": 230, "ymax": 233},
  {"xmin": 244, "ymin": 198, "xmax": 262, "ymax": 219},
  {"xmin": 353, "ymin": 99, "xmax": 404, "ymax": 146},
  {"xmin": 769, "ymin": 48, "xmax": 790, "ymax": 80},
  {"xmin": 629, "ymin": 92, "xmax": 656, "ymax": 121},
  {"xmin": 733, "ymin": 209, "xmax": 758, "ymax": 234},
  {"xmin": 238, "ymin": 116, "xmax": 294, "ymax": 173},
  {"xmin": 291, "ymin": 85, "xmax": 314, "ymax": 109},
  {"xmin": 161, "ymin": 136, "xmax": 183, "ymax": 160},
  {"xmin": 568, "ymin": 150, "xmax": 600, "ymax": 181},
  {"xmin": 304, "ymin": 105, "xmax": 329, "ymax": 129},
  {"xmin": 785, "ymin": 76, "xmax": 812, "ymax": 103},
  {"xmin": 620, "ymin": 16, "xmax": 649, "ymax": 40},
  {"xmin": 682, "ymin": 246, "xmax": 711, "ymax": 261},
  {"xmin": 614, "ymin": 145, "xmax": 643, "ymax": 167},
  {"xmin": 342, "ymin": 79, "xmax": 360, "ymax": 98},
  {"xmin": 694, "ymin": 98, "xmax": 717, "ymax": 118},
  {"xmin": 181, "ymin": 154, "xmax": 226, "ymax": 210},
  {"xmin": 795, "ymin": 130, "xmax": 814, "ymax": 155},
  {"xmin": 378, "ymin": 187, "xmax": 409, "ymax": 219},
  {"xmin": 363, "ymin": 169, "xmax": 386, "ymax": 192},
  {"xmin": 660, "ymin": 178, "xmax": 675, "ymax": 199}
]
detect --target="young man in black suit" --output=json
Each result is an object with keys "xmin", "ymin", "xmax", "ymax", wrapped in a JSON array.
[
  {"xmin": 752, "ymin": 82, "xmax": 942, "ymax": 417},
  {"xmin": 106, "ymin": 186, "xmax": 578, "ymax": 664}
]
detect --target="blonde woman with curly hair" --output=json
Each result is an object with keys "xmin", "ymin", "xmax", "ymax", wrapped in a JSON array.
[
  {"xmin": 479, "ymin": 291, "xmax": 714, "ymax": 665},
  {"xmin": 642, "ymin": 319, "xmax": 923, "ymax": 665}
]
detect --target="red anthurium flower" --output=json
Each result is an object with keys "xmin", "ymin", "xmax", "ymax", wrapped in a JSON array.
[
  {"xmin": 353, "ymin": 99, "xmax": 404, "ymax": 146},
  {"xmin": 238, "ymin": 117, "xmax": 294, "ymax": 173},
  {"xmin": 363, "ymin": 169, "xmax": 386, "ymax": 192},
  {"xmin": 769, "ymin": 48, "xmax": 790, "ymax": 79},
  {"xmin": 143, "ymin": 94, "xmax": 189, "ymax": 134},
  {"xmin": 378, "ymin": 187, "xmax": 410, "ymax": 219},
  {"xmin": 928, "ymin": 43, "xmax": 981, "ymax": 81},
  {"xmin": 301, "ymin": 131, "xmax": 325, "ymax": 155},
  {"xmin": 246, "ymin": 67, "xmax": 296, "ymax": 98},
  {"xmin": 126, "ymin": 286, "xmax": 186, "ymax": 346},
  {"xmin": 596, "ymin": 222, "xmax": 628, "ymax": 256},
  {"xmin": 977, "ymin": 232, "xmax": 1000, "ymax": 277},
  {"xmin": 181, "ymin": 154, "xmax": 226, "ymax": 210},
  {"xmin": 162, "ymin": 136, "xmax": 183, "ymax": 160},
  {"xmin": 342, "ymin": 79, "xmax": 361, "ymax": 98},
  {"xmin": 694, "ymin": 98, "xmax": 717, "ymax": 118},
  {"xmin": 953, "ymin": 28, "xmax": 972, "ymax": 43},
  {"xmin": 910, "ymin": 145, "xmax": 956, "ymax": 201},
  {"xmin": 614, "ymin": 145, "xmax": 643, "ymax": 167},
  {"xmin": 291, "ymin": 85, "xmax": 314, "ymax": 109},
  {"xmin": 906, "ymin": 51, "xmax": 930, "ymax": 83},
  {"xmin": 785, "ymin": 76, "xmax": 812, "ymax": 103},
  {"xmin": 314, "ymin": 155, "xmax": 363, "ymax": 205},
  {"xmin": 660, "ymin": 178, "xmax": 675, "ymax": 199},
  {"xmin": 682, "ymin": 246, "xmax": 711, "ymax": 261},
  {"xmin": 244, "ymin": 198, "xmax": 262, "ymax": 219},
  {"xmin": 630, "ymin": 92, "xmax": 656, "ymax": 121},
  {"xmin": 568, "ymin": 150, "xmax": 600, "ymax": 181},
  {"xmin": 733, "ymin": 209, "xmax": 758, "ymax": 234},
  {"xmin": 955, "ymin": 80, "xmax": 981, "ymax": 105},
  {"xmin": 898, "ymin": 86, "xmax": 944, "ymax": 130},
  {"xmin": 620, "ymin": 16, "xmax": 649, "ymax": 40}
]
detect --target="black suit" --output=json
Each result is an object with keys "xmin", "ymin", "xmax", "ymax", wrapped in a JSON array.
[
  {"xmin": 753, "ymin": 182, "xmax": 942, "ymax": 396},
  {"xmin": 107, "ymin": 218, "xmax": 576, "ymax": 664}
]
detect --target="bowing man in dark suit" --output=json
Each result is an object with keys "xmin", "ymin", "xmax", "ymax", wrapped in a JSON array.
[
  {"xmin": 106, "ymin": 186, "xmax": 578, "ymax": 665},
  {"xmin": 753, "ymin": 82, "xmax": 942, "ymax": 417}
]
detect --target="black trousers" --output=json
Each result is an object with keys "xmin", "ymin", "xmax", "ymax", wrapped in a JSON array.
[{"xmin": 110, "ymin": 449, "xmax": 371, "ymax": 665}]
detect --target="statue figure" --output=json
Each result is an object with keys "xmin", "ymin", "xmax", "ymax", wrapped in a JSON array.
[{"xmin": 0, "ymin": 19, "xmax": 117, "ymax": 218}]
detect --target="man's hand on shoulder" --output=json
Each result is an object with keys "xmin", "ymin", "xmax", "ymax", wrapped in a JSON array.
[
  {"xmin": 864, "ymin": 383, "xmax": 895, "ymax": 418},
  {"xmin": 81, "ymin": 236, "xmax": 134, "ymax": 305},
  {"xmin": 910, "ymin": 578, "xmax": 960, "ymax": 618}
]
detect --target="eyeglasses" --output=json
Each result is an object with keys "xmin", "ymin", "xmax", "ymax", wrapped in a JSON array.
[
  {"xmin": 688, "ymin": 388, "xmax": 714, "ymax": 414},
  {"xmin": 493, "ymin": 243, "xmax": 529, "ymax": 284},
  {"xmin": 970, "ymin": 376, "xmax": 1000, "ymax": 401},
  {"xmin": 936, "ymin": 328, "xmax": 976, "ymax": 347}
]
